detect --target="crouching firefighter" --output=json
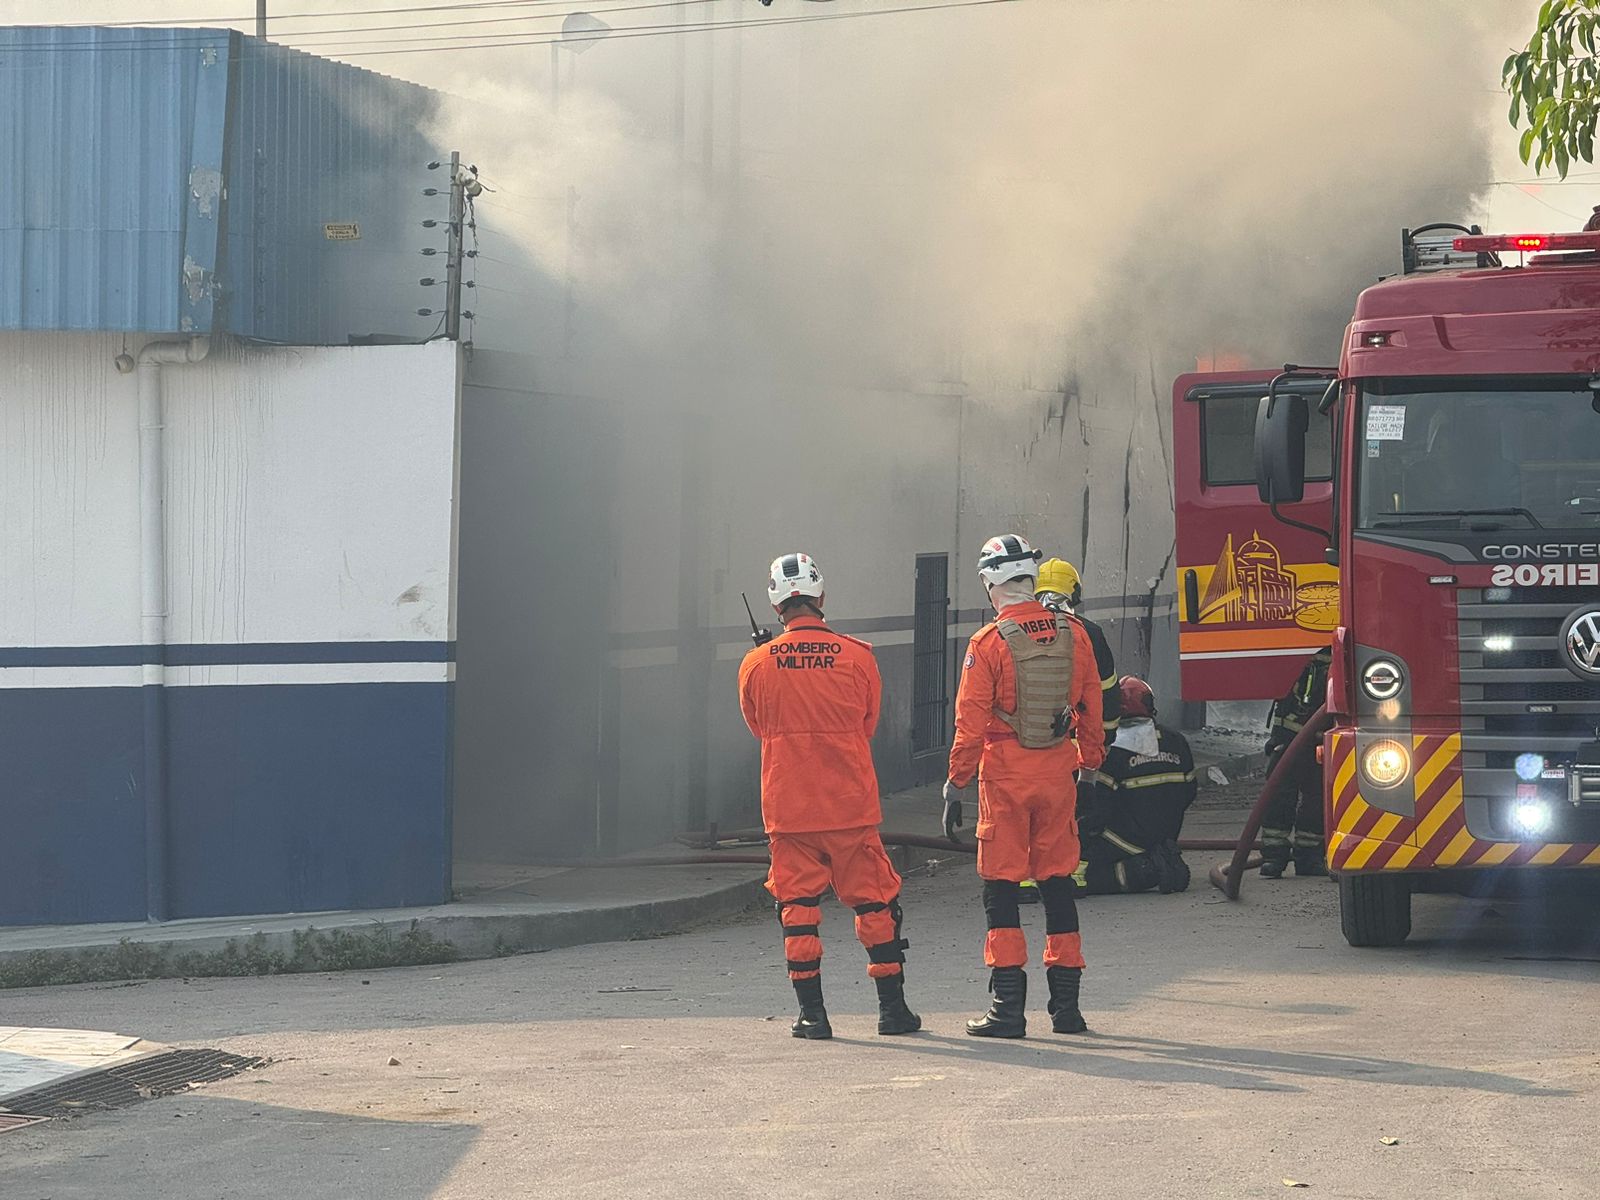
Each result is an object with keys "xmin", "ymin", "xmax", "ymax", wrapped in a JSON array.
[
  {"xmin": 1260, "ymin": 646, "xmax": 1332, "ymax": 879},
  {"xmin": 738, "ymin": 552, "xmax": 921, "ymax": 1040},
  {"xmin": 942, "ymin": 535, "xmax": 1105, "ymax": 1038},
  {"xmin": 1077, "ymin": 677, "xmax": 1197, "ymax": 895}
]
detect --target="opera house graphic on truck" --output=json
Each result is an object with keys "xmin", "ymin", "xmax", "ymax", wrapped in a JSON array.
[{"xmin": 1198, "ymin": 532, "xmax": 1339, "ymax": 632}]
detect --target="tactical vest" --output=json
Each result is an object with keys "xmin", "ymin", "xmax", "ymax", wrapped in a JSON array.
[{"xmin": 992, "ymin": 614, "xmax": 1077, "ymax": 749}]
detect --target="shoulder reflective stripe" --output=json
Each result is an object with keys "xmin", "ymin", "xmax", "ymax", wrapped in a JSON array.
[{"xmin": 1101, "ymin": 673, "xmax": 1118, "ymax": 688}]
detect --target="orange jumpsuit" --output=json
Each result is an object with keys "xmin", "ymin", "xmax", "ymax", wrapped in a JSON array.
[
  {"xmin": 949, "ymin": 600, "xmax": 1105, "ymax": 970},
  {"xmin": 739, "ymin": 617, "xmax": 905, "ymax": 981}
]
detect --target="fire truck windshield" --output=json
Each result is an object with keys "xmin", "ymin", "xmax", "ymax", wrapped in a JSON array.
[{"xmin": 1356, "ymin": 378, "xmax": 1600, "ymax": 531}]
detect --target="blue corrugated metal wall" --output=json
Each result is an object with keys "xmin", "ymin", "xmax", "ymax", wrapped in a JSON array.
[
  {"xmin": 0, "ymin": 27, "xmax": 441, "ymax": 343},
  {"xmin": 0, "ymin": 26, "xmax": 222, "ymax": 332},
  {"xmin": 230, "ymin": 41, "xmax": 441, "ymax": 344}
]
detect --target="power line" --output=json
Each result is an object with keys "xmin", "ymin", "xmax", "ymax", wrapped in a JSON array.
[
  {"xmin": 272, "ymin": 0, "xmax": 719, "ymax": 47},
  {"xmin": 2, "ymin": 0, "xmax": 1022, "ymax": 57},
  {"xmin": 64, "ymin": 0, "xmax": 633, "ymax": 29},
  {"xmin": 333, "ymin": 0, "xmax": 1025, "ymax": 58},
  {"xmin": 14, "ymin": 0, "xmax": 702, "ymax": 47}
]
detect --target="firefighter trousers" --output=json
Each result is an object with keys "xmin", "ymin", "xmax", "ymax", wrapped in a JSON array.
[
  {"xmin": 974, "ymin": 771, "xmax": 1084, "ymax": 969},
  {"xmin": 1262, "ymin": 747, "xmax": 1325, "ymax": 863},
  {"xmin": 766, "ymin": 827, "xmax": 907, "ymax": 981},
  {"xmin": 1077, "ymin": 829, "xmax": 1162, "ymax": 895}
]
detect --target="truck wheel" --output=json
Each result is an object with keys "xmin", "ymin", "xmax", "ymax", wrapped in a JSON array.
[{"xmin": 1338, "ymin": 872, "xmax": 1412, "ymax": 947}]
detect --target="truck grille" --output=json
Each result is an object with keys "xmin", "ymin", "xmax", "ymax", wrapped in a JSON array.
[{"xmin": 1457, "ymin": 587, "xmax": 1600, "ymax": 810}]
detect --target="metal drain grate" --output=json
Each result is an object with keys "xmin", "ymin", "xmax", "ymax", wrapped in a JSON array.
[{"xmin": 0, "ymin": 1049, "xmax": 268, "ymax": 1121}]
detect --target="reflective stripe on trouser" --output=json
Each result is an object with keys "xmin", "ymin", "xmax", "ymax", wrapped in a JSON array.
[
  {"xmin": 1291, "ymin": 829, "xmax": 1325, "ymax": 850},
  {"xmin": 981, "ymin": 877, "xmax": 1084, "ymax": 968},
  {"xmin": 766, "ymin": 827, "xmax": 905, "ymax": 980},
  {"xmin": 1260, "ymin": 824, "xmax": 1293, "ymax": 862},
  {"xmin": 1090, "ymin": 855, "xmax": 1161, "ymax": 894},
  {"xmin": 1078, "ymin": 831, "xmax": 1152, "ymax": 894},
  {"xmin": 776, "ymin": 897, "xmax": 823, "ymax": 980}
]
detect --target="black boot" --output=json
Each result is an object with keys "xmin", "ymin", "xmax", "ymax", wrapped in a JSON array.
[
  {"xmin": 1261, "ymin": 826, "xmax": 1291, "ymax": 879},
  {"xmin": 1152, "ymin": 841, "xmax": 1191, "ymax": 893},
  {"xmin": 966, "ymin": 967, "xmax": 1027, "ymax": 1038},
  {"xmin": 875, "ymin": 973, "xmax": 922, "ymax": 1035},
  {"xmin": 1293, "ymin": 849, "xmax": 1328, "ymax": 877},
  {"xmin": 791, "ymin": 975, "xmax": 832, "ymax": 1040},
  {"xmin": 1046, "ymin": 966, "xmax": 1089, "ymax": 1034}
]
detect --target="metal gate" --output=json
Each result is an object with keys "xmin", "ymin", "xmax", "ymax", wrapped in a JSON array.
[{"xmin": 912, "ymin": 554, "xmax": 951, "ymax": 753}]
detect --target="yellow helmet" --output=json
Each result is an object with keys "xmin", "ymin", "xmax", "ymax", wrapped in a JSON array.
[{"xmin": 1035, "ymin": 558, "xmax": 1082, "ymax": 608}]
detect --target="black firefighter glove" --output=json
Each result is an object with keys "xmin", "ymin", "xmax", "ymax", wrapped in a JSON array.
[{"xmin": 942, "ymin": 779, "xmax": 970, "ymax": 844}]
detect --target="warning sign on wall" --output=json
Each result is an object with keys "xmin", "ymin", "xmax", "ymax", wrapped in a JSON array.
[{"xmin": 323, "ymin": 223, "xmax": 361, "ymax": 241}]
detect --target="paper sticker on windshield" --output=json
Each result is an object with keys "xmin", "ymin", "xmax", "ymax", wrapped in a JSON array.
[{"xmin": 1365, "ymin": 405, "xmax": 1407, "ymax": 440}]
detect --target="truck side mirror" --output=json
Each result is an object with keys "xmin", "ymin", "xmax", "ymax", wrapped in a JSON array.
[{"xmin": 1255, "ymin": 392, "xmax": 1308, "ymax": 505}]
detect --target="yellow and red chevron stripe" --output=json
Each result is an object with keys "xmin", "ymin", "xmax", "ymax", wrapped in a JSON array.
[{"xmin": 1326, "ymin": 730, "xmax": 1600, "ymax": 872}]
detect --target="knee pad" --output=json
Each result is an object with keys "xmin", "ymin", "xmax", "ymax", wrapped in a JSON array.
[
  {"xmin": 982, "ymin": 879, "xmax": 1022, "ymax": 929},
  {"xmin": 1036, "ymin": 875, "xmax": 1080, "ymax": 934}
]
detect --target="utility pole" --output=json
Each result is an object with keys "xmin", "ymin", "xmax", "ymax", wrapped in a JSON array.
[
  {"xmin": 445, "ymin": 150, "xmax": 465, "ymax": 341},
  {"xmin": 256, "ymin": 0, "xmax": 266, "ymax": 39}
]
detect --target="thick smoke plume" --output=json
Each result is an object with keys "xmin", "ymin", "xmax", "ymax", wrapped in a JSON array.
[
  {"xmin": 16, "ymin": 0, "xmax": 1525, "ymax": 386},
  {"xmin": 425, "ymin": 0, "xmax": 1520, "ymax": 389}
]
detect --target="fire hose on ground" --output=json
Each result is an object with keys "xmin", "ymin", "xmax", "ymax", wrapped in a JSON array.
[
  {"xmin": 529, "ymin": 830, "xmax": 1263, "ymax": 871},
  {"xmin": 1207, "ymin": 704, "xmax": 1333, "ymax": 900}
]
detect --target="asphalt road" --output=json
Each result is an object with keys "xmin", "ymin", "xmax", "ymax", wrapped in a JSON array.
[{"xmin": 3, "ymin": 859, "xmax": 1598, "ymax": 1200}]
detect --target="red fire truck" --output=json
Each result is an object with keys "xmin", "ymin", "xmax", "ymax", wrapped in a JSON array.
[{"xmin": 1173, "ymin": 224, "xmax": 1600, "ymax": 946}]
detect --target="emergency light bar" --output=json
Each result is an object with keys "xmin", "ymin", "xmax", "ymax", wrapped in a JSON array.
[{"xmin": 1453, "ymin": 231, "xmax": 1600, "ymax": 253}]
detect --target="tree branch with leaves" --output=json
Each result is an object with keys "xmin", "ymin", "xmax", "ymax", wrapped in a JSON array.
[{"xmin": 1504, "ymin": 0, "xmax": 1600, "ymax": 177}]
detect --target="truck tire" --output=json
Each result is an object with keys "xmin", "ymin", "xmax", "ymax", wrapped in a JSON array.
[{"xmin": 1338, "ymin": 872, "xmax": 1412, "ymax": 947}]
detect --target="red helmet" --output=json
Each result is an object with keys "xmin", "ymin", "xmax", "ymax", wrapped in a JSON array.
[{"xmin": 1118, "ymin": 675, "xmax": 1155, "ymax": 719}]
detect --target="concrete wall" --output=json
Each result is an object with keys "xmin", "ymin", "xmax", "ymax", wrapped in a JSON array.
[
  {"xmin": 954, "ymin": 364, "xmax": 1181, "ymax": 706},
  {"xmin": 452, "ymin": 354, "xmax": 966, "ymax": 862},
  {"xmin": 453, "ymin": 352, "xmax": 1181, "ymax": 865},
  {"xmin": 0, "ymin": 334, "xmax": 459, "ymax": 924}
]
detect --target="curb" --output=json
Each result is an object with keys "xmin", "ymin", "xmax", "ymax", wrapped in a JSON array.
[
  {"xmin": 424, "ymin": 878, "xmax": 773, "ymax": 959},
  {"xmin": 0, "ymin": 877, "xmax": 772, "ymax": 990}
]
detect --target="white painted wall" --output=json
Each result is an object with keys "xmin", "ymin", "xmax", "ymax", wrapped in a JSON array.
[
  {"xmin": 0, "ymin": 333, "xmax": 140, "ymax": 650},
  {"xmin": 162, "ymin": 341, "xmax": 460, "ymax": 648},
  {"xmin": 0, "ymin": 334, "xmax": 460, "ymax": 662}
]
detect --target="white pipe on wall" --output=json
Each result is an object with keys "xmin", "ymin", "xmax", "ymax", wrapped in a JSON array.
[{"xmin": 134, "ymin": 336, "xmax": 210, "ymax": 921}]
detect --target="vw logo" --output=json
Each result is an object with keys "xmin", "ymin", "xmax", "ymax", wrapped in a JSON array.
[{"xmin": 1562, "ymin": 609, "xmax": 1600, "ymax": 679}]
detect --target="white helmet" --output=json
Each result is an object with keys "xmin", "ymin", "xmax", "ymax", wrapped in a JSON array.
[
  {"xmin": 768, "ymin": 552, "xmax": 825, "ymax": 607},
  {"xmin": 976, "ymin": 534, "xmax": 1041, "ymax": 588}
]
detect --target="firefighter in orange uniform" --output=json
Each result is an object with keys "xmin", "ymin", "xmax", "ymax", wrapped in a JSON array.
[
  {"xmin": 739, "ymin": 552, "xmax": 921, "ymax": 1041},
  {"xmin": 942, "ymin": 535, "xmax": 1105, "ymax": 1038}
]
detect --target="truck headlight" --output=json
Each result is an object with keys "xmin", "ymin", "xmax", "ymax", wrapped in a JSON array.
[
  {"xmin": 1361, "ymin": 658, "xmax": 1405, "ymax": 702},
  {"xmin": 1362, "ymin": 739, "xmax": 1411, "ymax": 789}
]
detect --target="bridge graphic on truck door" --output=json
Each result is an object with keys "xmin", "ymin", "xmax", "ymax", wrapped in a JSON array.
[{"xmin": 1198, "ymin": 532, "xmax": 1338, "ymax": 631}]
